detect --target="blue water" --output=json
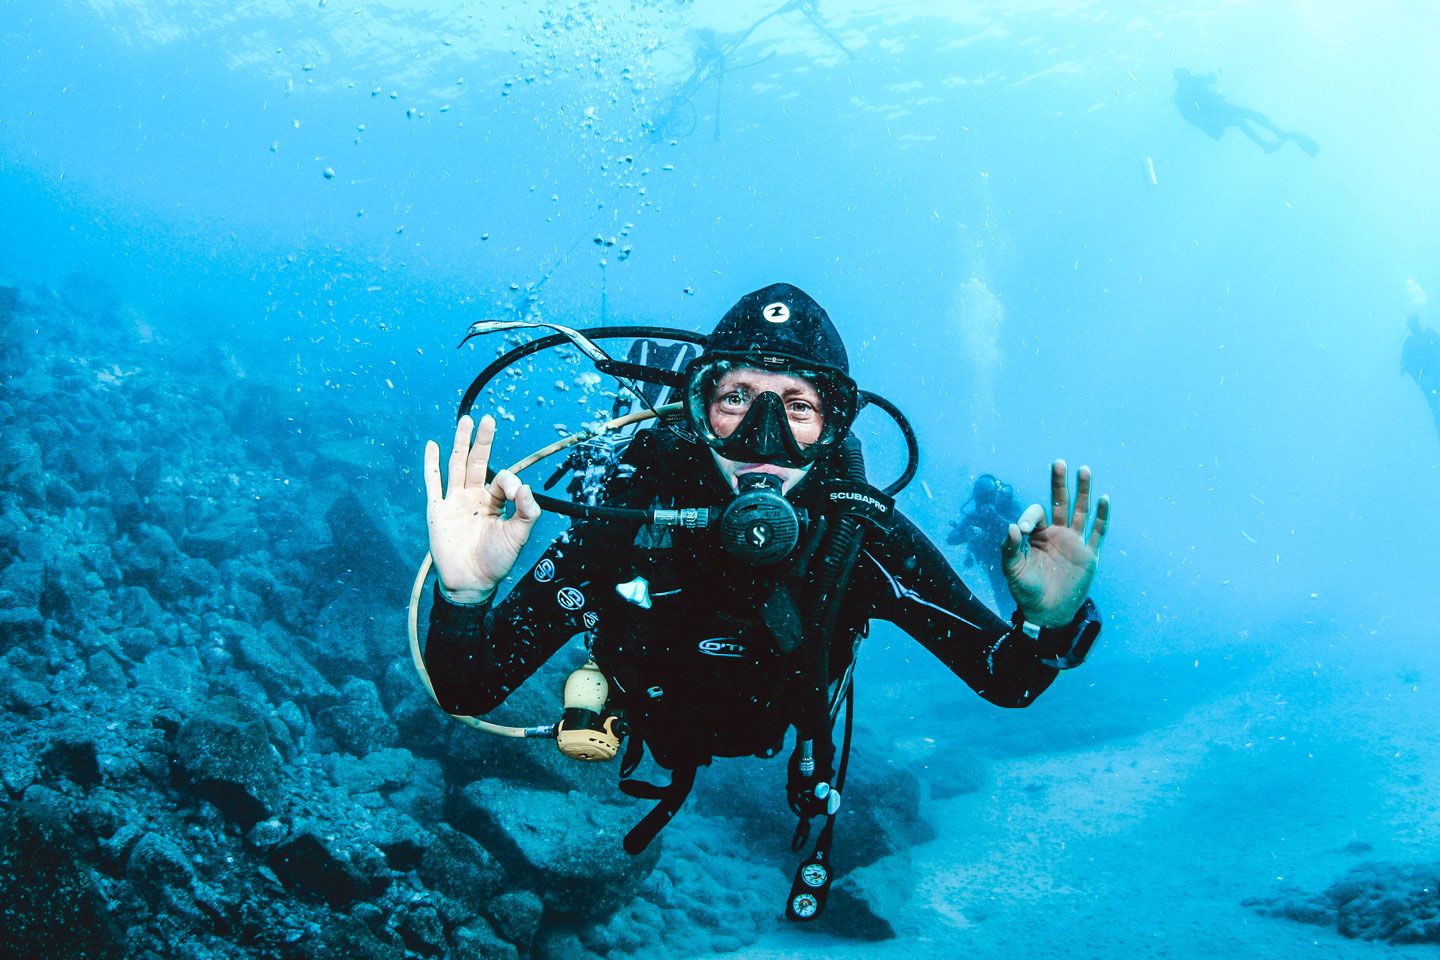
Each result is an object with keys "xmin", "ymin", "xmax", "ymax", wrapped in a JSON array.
[{"xmin": 5, "ymin": 1, "xmax": 1440, "ymax": 957}]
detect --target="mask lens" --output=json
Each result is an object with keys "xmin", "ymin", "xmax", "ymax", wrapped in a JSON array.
[{"xmin": 683, "ymin": 356, "xmax": 857, "ymax": 465}]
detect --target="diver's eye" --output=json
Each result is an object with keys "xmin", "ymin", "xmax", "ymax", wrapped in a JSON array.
[
  {"xmin": 786, "ymin": 399, "xmax": 817, "ymax": 420},
  {"xmin": 719, "ymin": 389, "xmax": 750, "ymax": 409}
]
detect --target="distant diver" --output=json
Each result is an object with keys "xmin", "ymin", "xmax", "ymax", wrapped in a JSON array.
[
  {"xmin": 416, "ymin": 282, "xmax": 1109, "ymax": 922},
  {"xmin": 947, "ymin": 474, "xmax": 1024, "ymax": 615},
  {"xmin": 1172, "ymin": 68, "xmax": 1320, "ymax": 157},
  {"xmin": 1402, "ymin": 313, "xmax": 1440, "ymax": 442},
  {"xmin": 650, "ymin": 0, "xmax": 852, "ymax": 140}
]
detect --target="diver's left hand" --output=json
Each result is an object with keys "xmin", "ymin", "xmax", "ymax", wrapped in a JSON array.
[{"xmin": 1001, "ymin": 460, "xmax": 1110, "ymax": 627}]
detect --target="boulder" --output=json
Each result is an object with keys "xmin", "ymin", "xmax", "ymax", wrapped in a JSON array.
[
  {"xmin": 1250, "ymin": 861, "xmax": 1440, "ymax": 945},
  {"xmin": 118, "ymin": 523, "xmax": 180, "ymax": 583},
  {"xmin": 694, "ymin": 744, "xmax": 933, "ymax": 871},
  {"xmin": 268, "ymin": 831, "xmax": 391, "ymax": 908},
  {"xmin": 302, "ymin": 913, "xmax": 406, "ymax": 960},
  {"xmin": 231, "ymin": 620, "xmax": 338, "ymax": 705},
  {"xmin": 316, "ymin": 678, "xmax": 398, "ymax": 757},
  {"xmin": 124, "ymin": 831, "xmax": 208, "ymax": 919},
  {"xmin": 174, "ymin": 694, "xmax": 282, "ymax": 827},
  {"xmin": 396, "ymin": 901, "xmax": 448, "ymax": 956},
  {"xmin": 416, "ymin": 822, "xmax": 508, "ymax": 914},
  {"xmin": 182, "ymin": 511, "xmax": 268, "ymax": 561},
  {"xmin": 132, "ymin": 647, "xmax": 210, "ymax": 714},
  {"xmin": 312, "ymin": 589, "xmax": 401, "ymax": 681},
  {"xmin": 324, "ymin": 746, "xmax": 415, "ymax": 795},
  {"xmin": 449, "ymin": 779, "xmax": 657, "ymax": 920},
  {"xmin": 0, "ymin": 797, "xmax": 124, "ymax": 959},
  {"xmin": 40, "ymin": 734, "xmax": 102, "ymax": 788},
  {"xmin": 486, "ymin": 889, "xmax": 545, "ymax": 949},
  {"xmin": 816, "ymin": 853, "xmax": 912, "ymax": 941},
  {"xmin": 454, "ymin": 917, "xmax": 520, "ymax": 960},
  {"xmin": 321, "ymin": 488, "xmax": 410, "ymax": 606},
  {"xmin": 1330, "ymin": 862, "xmax": 1440, "ymax": 942}
]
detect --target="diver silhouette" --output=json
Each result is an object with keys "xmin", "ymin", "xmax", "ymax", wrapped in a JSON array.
[
  {"xmin": 1402, "ymin": 314, "xmax": 1440, "ymax": 443},
  {"xmin": 947, "ymin": 474, "xmax": 1024, "ymax": 615},
  {"xmin": 1172, "ymin": 69, "xmax": 1320, "ymax": 157},
  {"xmin": 650, "ymin": 0, "xmax": 852, "ymax": 140}
]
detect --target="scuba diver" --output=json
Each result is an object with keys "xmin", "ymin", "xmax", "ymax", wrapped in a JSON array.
[
  {"xmin": 1172, "ymin": 68, "xmax": 1320, "ymax": 157},
  {"xmin": 650, "ymin": 0, "xmax": 852, "ymax": 140},
  {"xmin": 419, "ymin": 282, "xmax": 1109, "ymax": 921},
  {"xmin": 1402, "ymin": 313, "xmax": 1440, "ymax": 443},
  {"xmin": 947, "ymin": 474, "xmax": 1024, "ymax": 615}
]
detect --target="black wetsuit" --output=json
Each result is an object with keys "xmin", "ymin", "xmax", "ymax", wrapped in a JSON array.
[{"xmin": 425, "ymin": 428, "xmax": 1097, "ymax": 785}]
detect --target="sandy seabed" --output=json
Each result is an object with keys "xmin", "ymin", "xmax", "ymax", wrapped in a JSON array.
[{"xmin": 706, "ymin": 630, "xmax": 1440, "ymax": 959}]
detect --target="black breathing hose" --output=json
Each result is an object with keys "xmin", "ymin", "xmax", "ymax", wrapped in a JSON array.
[{"xmin": 796, "ymin": 433, "xmax": 871, "ymax": 749}]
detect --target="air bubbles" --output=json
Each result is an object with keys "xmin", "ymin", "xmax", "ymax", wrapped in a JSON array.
[{"xmin": 322, "ymin": 166, "xmax": 335, "ymax": 179}]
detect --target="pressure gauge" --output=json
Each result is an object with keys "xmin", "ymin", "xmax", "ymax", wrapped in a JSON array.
[{"xmin": 800, "ymin": 862, "xmax": 829, "ymax": 888}]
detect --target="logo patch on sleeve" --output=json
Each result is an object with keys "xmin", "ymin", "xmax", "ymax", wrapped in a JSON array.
[{"xmin": 556, "ymin": 587, "xmax": 586, "ymax": 611}]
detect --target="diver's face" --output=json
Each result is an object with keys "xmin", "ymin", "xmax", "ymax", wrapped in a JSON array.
[
  {"xmin": 707, "ymin": 367, "xmax": 824, "ymax": 443},
  {"xmin": 707, "ymin": 367, "xmax": 822, "ymax": 492}
]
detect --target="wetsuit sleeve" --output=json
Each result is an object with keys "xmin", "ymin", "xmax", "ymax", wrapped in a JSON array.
[
  {"xmin": 861, "ymin": 511, "xmax": 1098, "ymax": 707},
  {"xmin": 423, "ymin": 524, "xmax": 603, "ymax": 715}
]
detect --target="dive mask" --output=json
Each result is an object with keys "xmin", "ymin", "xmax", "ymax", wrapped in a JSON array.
[{"xmin": 683, "ymin": 353, "xmax": 859, "ymax": 468}]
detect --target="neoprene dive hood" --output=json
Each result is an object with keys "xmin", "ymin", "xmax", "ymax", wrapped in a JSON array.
[{"xmin": 706, "ymin": 282, "xmax": 850, "ymax": 373}]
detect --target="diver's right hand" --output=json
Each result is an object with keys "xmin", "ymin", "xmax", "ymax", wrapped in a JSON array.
[{"xmin": 424, "ymin": 414, "xmax": 542, "ymax": 605}]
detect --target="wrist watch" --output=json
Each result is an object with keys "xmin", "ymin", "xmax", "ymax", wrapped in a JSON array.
[{"xmin": 1012, "ymin": 598, "xmax": 1101, "ymax": 669}]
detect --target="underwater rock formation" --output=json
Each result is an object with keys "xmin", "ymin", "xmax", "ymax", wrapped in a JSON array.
[
  {"xmin": 1247, "ymin": 860, "xmax": 1440, "ymax": 944},
  {"xmin": 0, "ymin": 279, "xmax": 936, "ymax": 958}
]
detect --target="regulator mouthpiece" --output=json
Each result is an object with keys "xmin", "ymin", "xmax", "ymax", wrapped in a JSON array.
[{"xmin": 718, "ymin": 472, "xmax": 800, "ymax": 565}]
